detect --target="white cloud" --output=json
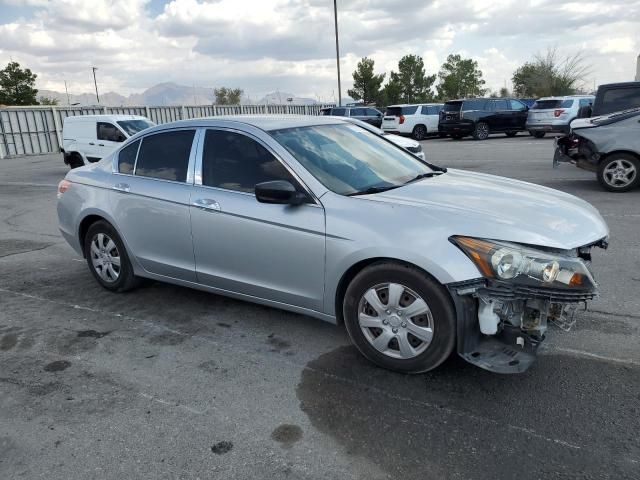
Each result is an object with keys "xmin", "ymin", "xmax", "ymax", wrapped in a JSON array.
[{"xmin": 0, "ymin": 0, "xmax": 638, "ymax": 100}]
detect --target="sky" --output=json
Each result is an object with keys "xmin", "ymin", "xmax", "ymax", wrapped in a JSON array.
[{"xmin": 0, "ymin": 0, "xmax": 639, "ymax": 102}]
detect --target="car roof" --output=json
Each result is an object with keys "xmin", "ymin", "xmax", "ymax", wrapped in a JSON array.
[
  {"xmin": 64, "ymin": 114, "xmax": 148, "ymax": 122},
  {"xmin": 387, "ymin": 103, "xmax": 443, "ymax": 107},
  {"xmin": 138, "ymin": 115, "xmax": 349, "ymax": 134}
]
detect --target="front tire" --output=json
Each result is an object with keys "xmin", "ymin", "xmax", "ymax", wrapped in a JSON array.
[
  {"xmin": 412, "ymin": 124, "xmax": 427, "ymax": 140},
  {"xmin": 343, "ymin": 262, "xmax": 456, "ymax": 373},
  {"xmin": 84, "ymin": 221, "xmax": 140, "ymax": 292},
  {"xmin": 472, "ymin": 122, "xmax": 490, "ymax": 140},
  {"xmin": 597, "ymin": 154, "xmax": 639, "ymax": 192}
]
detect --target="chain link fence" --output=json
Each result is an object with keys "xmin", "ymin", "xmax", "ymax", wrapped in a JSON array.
[{"xmin": 0, "ymin": 103, "xmax": 333, "ymax": 158}]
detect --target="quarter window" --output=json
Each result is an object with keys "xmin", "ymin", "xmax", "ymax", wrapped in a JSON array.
[
  {"xmin": 97, "ymin": 122, "xmax": 126, "ymax": 142},
  {"xmin": 117, "ymin": 140, "xmax": 140, "ymax": 174},
  {"xmin": 135, "ymin": 130, "xmax": 195, "ymax": 182},
  {"xmin": 202, "ymin": 130, "xmax": 298, "ymax": 194}
]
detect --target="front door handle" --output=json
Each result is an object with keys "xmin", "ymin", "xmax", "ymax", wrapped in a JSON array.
[
  {"xmin": 192, "ymin": 198, "xmax": 221, "ymax": 212},
  {"xmin": 112, "ymin": 183, "xmax": 130, "ymax": 193},
  {"xmin": 89, "ymin": 142, "xmax": 95, "ymax": 145},
  {"xmin": 98, "ymin": 143, "xmax": 105, "ymax": 147}
]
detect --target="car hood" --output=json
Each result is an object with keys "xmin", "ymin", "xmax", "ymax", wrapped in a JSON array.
[{"xmin": 365, "ymin": 169, "xmax": 608, "ymax": 250}]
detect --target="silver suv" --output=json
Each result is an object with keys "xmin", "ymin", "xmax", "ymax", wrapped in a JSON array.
[{"xmin": 526, "ymin": 95, "xmax": 595, "ymax": 138}]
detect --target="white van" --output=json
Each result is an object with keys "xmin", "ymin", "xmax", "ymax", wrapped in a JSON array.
[
  {"xmin": 62, "ymin": 115, "xmax": 154, "ymax": 168},
  {"xmin": 381, "ymin": 104, "xmax": 444, "ymax": 140}
]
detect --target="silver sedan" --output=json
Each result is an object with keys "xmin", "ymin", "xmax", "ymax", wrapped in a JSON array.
[{"xmin": 57, "ymin": 116, "xmax": 609, "ymax": 374}]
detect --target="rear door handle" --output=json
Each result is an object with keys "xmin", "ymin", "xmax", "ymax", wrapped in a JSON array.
[
  {"xmin": 112, "ymin": 183, "xmax": 130, "ymax": 193},
  {"xmin": 192, "ymin": 198, "xmax": 220, "ymax": 212},
  {"xmin": 98, "ymin": 143, "xmax": 105, "ymax": 147},
  {"xmin": 89, "ymin": 142, "xmax": 95, "ymax": 145}
]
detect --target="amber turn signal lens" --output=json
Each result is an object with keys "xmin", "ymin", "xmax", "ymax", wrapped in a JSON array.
[{"xmin": 57, "ymin": 179, "xmax": 71, "ymax": 196}]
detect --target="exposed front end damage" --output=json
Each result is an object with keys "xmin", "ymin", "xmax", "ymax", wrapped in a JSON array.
[
  {"xmin": 554, "ymin": 133, "xmax": 601, "ymax": 171},
  {"xmin": 447, "ymin": 238, "xmax": 607, "ymax": 374}
]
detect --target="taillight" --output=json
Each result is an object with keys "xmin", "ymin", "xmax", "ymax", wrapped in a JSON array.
[
  {"xmin": 399, "ymin": 115, "xmax": 405, "ymax": 124},
  {"xmin": 57, "ymin": 179, "xmax": 71, "ymax": 198},
  {"xmin": 554, "ymin": 109, "xmax": 565, "ymax": 117}
]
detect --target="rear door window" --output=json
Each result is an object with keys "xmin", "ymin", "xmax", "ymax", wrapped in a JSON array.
[
  {"xmin": 117, "ymin": 140, "xmax": 140, "ymax": 174},
  {"xmin": 461, "ymin": 99, "xmax": 487, "ymax": 110},
  {"xmin": 352, "ymin": 108, "xmax": 367, "ymax": 116},
  {"xmin": 135, "ymin": 130, "xmax": 195, "ymax": 182},
  {"xmin": 366, "ymin": 108, "xmax": 380, "ymax": 116},
  {"xmin": 331, "ymin": 108, "xmax": 347, "ymax": 116},
  {"xmin": 491, "ymin": 99, "xmax": 509, "ymax": 110}
]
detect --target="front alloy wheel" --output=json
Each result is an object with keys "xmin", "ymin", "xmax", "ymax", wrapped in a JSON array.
[
  {"xmin": 343, "ymin": 262, "xmax": 456, "ymax": 373},
  {"xmin": 597, "ymin": 154, "xmax": 639, "ymax": 192}
]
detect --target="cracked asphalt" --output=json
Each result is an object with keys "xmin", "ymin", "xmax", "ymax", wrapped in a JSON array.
[{"xmin": 1, "ymin": 134, "xmax": 639, "ymax": 479}]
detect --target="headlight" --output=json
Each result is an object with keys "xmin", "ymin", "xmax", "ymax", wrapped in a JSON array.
[{"xmin": 450, "ymin": 236, "xmax": 596, "ymax": 289}]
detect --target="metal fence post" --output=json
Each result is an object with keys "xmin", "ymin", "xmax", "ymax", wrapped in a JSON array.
[
  {"xmin": 51, "ymin": 106, "xmax": 62, "ymax": 152},
  {"xmin": 181, "ymin": 105, "xmax": 186, "ymax": 120}
]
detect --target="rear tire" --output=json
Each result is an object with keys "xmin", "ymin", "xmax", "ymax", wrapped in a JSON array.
[
  {"xmin": 84, "ymin": 221, "xmax": 140, "ymax": 292},
  {"xmin": 472, "ymin": 122, "xmax": 490, "ymax": 140},
  {"xmin": 343, "ymin": 262, "xmax": 456, "ymax": 374},
  {"xmin": 597, "ymin": 154, "xmax": 640, "ymax": 192},
  {"xmin": 412, "ymin": 124, "xmax": 427, "ymax": 140},
  {"xmin": 530, "ymin": 131, "xmax": 546, "ymax": 139}
]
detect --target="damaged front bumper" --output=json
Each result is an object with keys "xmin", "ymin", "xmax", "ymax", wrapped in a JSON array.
[
  {"xmin": 553, "ymin": 134, "xmax": 601, "ymax": 171},
  {"xmin": 447, "ymin": 278, "xmax": 597, "ymax": 374}
]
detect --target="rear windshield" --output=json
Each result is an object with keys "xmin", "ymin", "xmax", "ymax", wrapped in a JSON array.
[
  {"xmin": 117, "ymin": 119, "xmax": 155, "ymax": 136},
  {"xmin": 531, "ymin": 99, "xmax": 573, "ymax": 110},
  {"xmin": 443, "ymin": 102, "xmax": 462, "ymax": 112},
  {"xmin": 385, "ymin": 106, "xmax": 418, "ymax": 116}
]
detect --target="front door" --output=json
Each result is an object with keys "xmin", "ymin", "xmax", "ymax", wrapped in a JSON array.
[
  {"xmin": 96, "ymin": 122, "xmax": 127, "ymax": 160},
  {"xmin": 190, "ymin": 128, "xmax": 326, "ymax": 312}
]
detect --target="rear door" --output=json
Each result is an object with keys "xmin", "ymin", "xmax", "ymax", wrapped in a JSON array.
[{"xmin": 110, "ymin": 128, "xmax": 198, "ymax": 281}]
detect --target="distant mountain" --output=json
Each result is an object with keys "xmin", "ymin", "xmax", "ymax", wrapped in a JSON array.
[
  {"xmin": 37, "ymin": 83, "xmax": 322, "ymax": 107},
  {"xmin": 256, "ymin": 91, "xmax": 318, "ymax": 105}
]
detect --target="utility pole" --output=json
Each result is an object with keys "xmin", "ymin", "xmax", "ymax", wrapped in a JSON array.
[
  {"xmin": 64, "ymin": 80, "xmax": 70, "ymax": 106},
  {"xmin": 91, "ymin": 67, "xmax": 100, "ymax": 105},
  {"xmin": 333, "ymin": 0, "xmax": 342, "ymax": 106}
]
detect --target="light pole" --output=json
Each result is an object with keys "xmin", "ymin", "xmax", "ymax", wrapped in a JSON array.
[
  {"xmin": 333, "ymin": 0, "xmax": 342, "ymax": 107},
  {"xmin": 91, "ymin": 67, "xmax": 100, "ymax": 105}
]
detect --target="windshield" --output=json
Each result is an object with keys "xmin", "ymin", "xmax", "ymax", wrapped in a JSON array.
[
  {"xmin": 117, "ymin": 119, "xmax": 155, "ymax": 136},
  {"xmin": 270, "ymin": 124, "xmax": 433, "ymax": 195}
]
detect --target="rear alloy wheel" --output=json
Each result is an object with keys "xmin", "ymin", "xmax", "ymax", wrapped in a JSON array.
[
  {"xmin": 343, "ymin": 262, "xmax": 456, "ymax": 373},
  {"xmin": 412, "ymin": 124, "xmax": 427, "ymax": 140},
  {"xmin": 472, "ymin": 122, "xmax": 490, "ymax": 140},
  {"xmin": 597, "ymin": 154, "xmax": 639, "ymax": 192},
  {"xmin": 530, "ymin": 131, "xmax": 546, "ymax": 139},
  {"xmin": 505, "ymin": 131, "xmax": 518, "ymax": 137},
  {"xmin": 84, "ymin": 220, "xmax": 140, "ymax": 292}
]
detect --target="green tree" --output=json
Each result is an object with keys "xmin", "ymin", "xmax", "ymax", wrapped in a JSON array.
[
  {"xmin": 0, "ymin": 61, "xmax": 38, "ymax": 106},
  {"xmin": 512, "ymin": 48, "xmax": 590, "ymax": 97},
  {"xmin": 38, "ymin": 96, "xmax": 59, "ymax": 105},
  {"xmin": 395, "ymin": 54, "xmax": 436, "ymax": 103},
  {"xmin": 347, "ymin": 57, "xmax": 385, "ymax": 105},
  {"xmin": 214, "ymin": 87, "xmax": 243, "ymax": 105},
  {"xmin": 436, "ymin": 54, "xmax": 486, "ymax": 100},
  {"xmin": 378, "ymin": 71, "xmax": 403, "ymax": 106},
  {"xmin": 499, "ymin": 87, "xmax": 510, "ymax": 97}
]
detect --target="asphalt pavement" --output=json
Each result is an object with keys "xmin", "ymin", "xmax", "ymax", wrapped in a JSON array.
[{"xmin": 1, "ymin": 133, "xmax": 639, "ymax": 479}]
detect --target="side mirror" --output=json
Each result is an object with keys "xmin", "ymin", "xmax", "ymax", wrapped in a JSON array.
[{"xmin": 255, "ymin": 180, "xmax": 307, "ymax": 205}]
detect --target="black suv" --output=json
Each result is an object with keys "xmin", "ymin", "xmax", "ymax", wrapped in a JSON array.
[
  {"xmin": 438, "ymin": 98, "xmax": 529, "ymax": 140},
  {"xmin": 320, "ymin": 106, "xmax": 384, "ymax": 128}
]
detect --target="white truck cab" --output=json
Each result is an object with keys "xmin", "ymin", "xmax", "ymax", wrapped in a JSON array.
[{"xmin": 62, "ymin": 114, "xmax": 154, "ymax": 168}]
